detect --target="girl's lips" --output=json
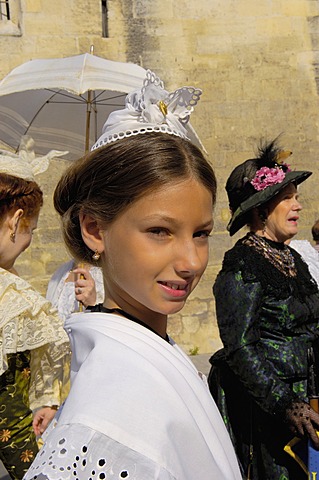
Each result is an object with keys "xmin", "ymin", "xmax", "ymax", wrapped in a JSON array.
[{"xmin": 158, "ymin": 281, "xmax": 190, "ymax": 298}]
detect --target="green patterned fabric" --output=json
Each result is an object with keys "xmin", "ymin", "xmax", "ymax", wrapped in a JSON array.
[
  {"xmin": 0, "ymin": 352, "xmax": 38, "ymax": 479},
  {"xmin": 209, "ymin": 234, "xmax": 319, "ymax": 480}
]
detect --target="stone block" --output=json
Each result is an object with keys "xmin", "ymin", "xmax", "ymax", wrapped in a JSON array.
[
  {"xmin": 133, "ymin": 0, "xmax": 173, "ymax": 18},
  {"xmin": 25, "ymin": 0, "xmax": 42, "ymax": 13},
  {"xmin": 167, "ymin": 314, "xmax": 183, "ymax": 336},
  {"xmin": 281, "ymin": 1, "xmax": 308, "ymax": 16},
  {"xmin": 183, "ymin": 315, "xmax": 200, "ymax": 334}
]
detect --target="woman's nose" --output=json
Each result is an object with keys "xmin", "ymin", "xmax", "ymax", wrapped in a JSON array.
[{"xmin": 294, "ymin": 199, "xmax": 302, "ymax": 211}]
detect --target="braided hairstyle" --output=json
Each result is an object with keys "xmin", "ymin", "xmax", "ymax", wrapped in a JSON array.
[{"xmin": 0, "ymin": 173, "xmax": 43, "ymax": 229}]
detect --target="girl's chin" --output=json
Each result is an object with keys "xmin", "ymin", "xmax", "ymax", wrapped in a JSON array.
[
  {"xmin": 166, "ymin": 303, "xmax": 187, "ymax": 315},
  {"xmin": 154, "ymin": 301, "xmax": 186, "ymax": 316}
]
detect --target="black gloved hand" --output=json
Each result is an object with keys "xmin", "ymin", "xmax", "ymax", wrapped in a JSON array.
[{"xmin": 285, "ymin": 402, "xmax": 319, "ymax": 449}]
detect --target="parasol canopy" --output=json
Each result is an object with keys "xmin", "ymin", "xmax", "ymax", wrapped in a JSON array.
[{"xmin": 0, "ymin": 53, "xmax": 146, "ymax": 160}]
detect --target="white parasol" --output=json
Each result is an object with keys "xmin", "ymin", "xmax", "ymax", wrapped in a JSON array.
[{"xmin": 0, "ymin": 52, "xmax": 146, "ymax": 160}]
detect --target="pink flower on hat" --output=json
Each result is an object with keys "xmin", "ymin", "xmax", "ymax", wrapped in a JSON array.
[{"xmin": 250, "ymin": 165, "xmax": 291, "ymax": 191}]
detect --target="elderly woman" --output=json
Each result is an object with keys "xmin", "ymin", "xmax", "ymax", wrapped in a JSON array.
[
  {"xmin": 208, "ymin": 139, "xmax": 319, "ymax": 479},
  {"xmin": 0, "ymin": 140, "xmax": 69, "ymax": 479}
]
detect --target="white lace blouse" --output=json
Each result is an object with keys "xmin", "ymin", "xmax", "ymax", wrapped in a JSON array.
[{"xmin": 0, "ymin": 267, "xmax": 70, "ymax": 410}]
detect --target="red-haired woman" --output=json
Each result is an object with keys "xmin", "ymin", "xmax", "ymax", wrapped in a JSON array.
[{"xmin": 0, "ymin": 142, "xmax": 69, "ymax": 479}]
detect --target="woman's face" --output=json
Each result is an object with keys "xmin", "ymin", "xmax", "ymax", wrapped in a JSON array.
[
  {"xmin": 264, "ymin": 183, "xmax": 302, "ymax": 242},
  {"xmin": 0, "ymin": 211, "xmax": 38, "ymax": 271},
  {"xmin": 96, "ymin": 178, "xmax": 214, "ymax": 332}
]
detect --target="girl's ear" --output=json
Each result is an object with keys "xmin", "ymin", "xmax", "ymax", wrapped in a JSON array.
[
  {"xmin": 80, "ymin": 213, "xmax": 105, "ymax": 254},
  {"xmin": 8, "ymin": 208, "xmax": 24, "ymax": 233}
]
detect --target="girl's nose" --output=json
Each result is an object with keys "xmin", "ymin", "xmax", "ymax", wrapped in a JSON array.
[{"xmin": 174, "ymin": 241, "xmax": 207, "ymax": 275}]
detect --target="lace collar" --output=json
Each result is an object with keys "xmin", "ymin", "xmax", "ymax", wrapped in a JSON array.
[{"xmin": 243, "ymin": 232, "xmax": 297, "ymax": 277}]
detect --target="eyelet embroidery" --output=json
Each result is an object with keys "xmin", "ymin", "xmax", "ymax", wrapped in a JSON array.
[{"xmin": 27, "ymin": 435, "xmax": 132, "ymax": 479}]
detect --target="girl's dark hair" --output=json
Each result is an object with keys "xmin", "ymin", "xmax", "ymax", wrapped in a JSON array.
[
  {"xmin": 54, "ymin": 132, "xmax": 217, "ymax": 264},
  {"xmin": 0, "ymin": 173, "xmax": 43, "ymax": 229}
]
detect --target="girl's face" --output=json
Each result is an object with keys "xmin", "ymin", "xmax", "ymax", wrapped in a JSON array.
[{"xmin": 92, "ymin": 178, "xmax": 213, "ymax": 334}]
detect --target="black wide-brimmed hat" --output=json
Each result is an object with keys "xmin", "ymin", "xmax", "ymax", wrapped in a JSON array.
[{"xmin": 226, "ymin": 139, "xmax": 312, "ymax": 236}]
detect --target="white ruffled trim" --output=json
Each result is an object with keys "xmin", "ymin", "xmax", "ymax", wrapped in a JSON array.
[
  {"xmin": 0, "ymin": 136, "xmax": 68, "ymax": 181},
  {"xmin": 92, "ymin": 124, "xmax": 189, "ymax": 150}
]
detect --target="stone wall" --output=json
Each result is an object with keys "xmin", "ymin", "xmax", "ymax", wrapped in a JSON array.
[{"xmin": 0, "ymin": 0, "xmax": 318, "ymax": 354}]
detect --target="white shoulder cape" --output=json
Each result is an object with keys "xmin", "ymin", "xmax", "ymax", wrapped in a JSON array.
[{"xmin": 25, "ymin": 312, "xmax": 241, "ymax": 480}]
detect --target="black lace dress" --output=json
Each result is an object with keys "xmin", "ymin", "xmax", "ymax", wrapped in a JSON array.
[{"xmin": 208, "ymin": 233, "xmax": 319, "ymax": 480}]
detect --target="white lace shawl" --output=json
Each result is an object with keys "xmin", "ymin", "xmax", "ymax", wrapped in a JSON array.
[
  {"xmin": 0, "ymin": 267, "xmax": 70, "ymax": 409},
  {"xmin": 25, "ymin": 313, "xmax": 241, "ymax": 480}
]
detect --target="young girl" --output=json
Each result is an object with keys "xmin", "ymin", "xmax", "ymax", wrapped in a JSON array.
[{"xmin": 25, "ymin": 71, "xmax": 241, "ymax": 480}]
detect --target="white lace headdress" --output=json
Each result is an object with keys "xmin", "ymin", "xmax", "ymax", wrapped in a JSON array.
[
  {"xmin": 0, "ymin": 136, "xmax": 68, "ymax": 181},
  {"xmin": 92, "ymin": 70, "xmax": 205, "ymax": 151}
]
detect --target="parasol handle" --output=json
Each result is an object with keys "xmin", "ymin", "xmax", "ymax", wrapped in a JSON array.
[
  {"xmin": 78, "ymin": 262, "xmax": 85, "ymax": 312},
  {"xmin": 85, "ymin": 90, "xmax": 92, "ymax": 154},
  {"xmin": 85, "ymin": 45, "xmax": 95, "ymax": 153}
]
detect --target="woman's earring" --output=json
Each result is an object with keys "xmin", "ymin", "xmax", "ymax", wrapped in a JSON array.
[
  {"xmin": 10, "ymin": 232, "xmax": 15, "ymax": 243},
  {"xmin": 259, "ymin": 211, "xmax": 267, "ymax": 235},
  {"xmin": 92, "ymin": 250, "xmax": 100, "ymax": 261},
  {"xmin": 262, "ymin": 219, "xmax": 267, "ymax": 235}
]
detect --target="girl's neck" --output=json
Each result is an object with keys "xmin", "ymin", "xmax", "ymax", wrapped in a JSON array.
[{"xmin": 103, "ymin": 302, "xmax": 168, "ymax": 340}]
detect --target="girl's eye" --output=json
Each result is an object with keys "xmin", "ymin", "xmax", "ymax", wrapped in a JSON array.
[
  {"xmin": 193, "ymin": 230, "xmax": 211, "ymax": 239},
  {"xmin": 148, "ymin": 227, "xmax": 170, "ymax": 237}
]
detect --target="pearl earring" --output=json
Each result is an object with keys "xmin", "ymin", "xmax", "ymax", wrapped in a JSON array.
[{"xmin": 92, "ymin": 250, "xmax": 100, "ymax": 261}]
